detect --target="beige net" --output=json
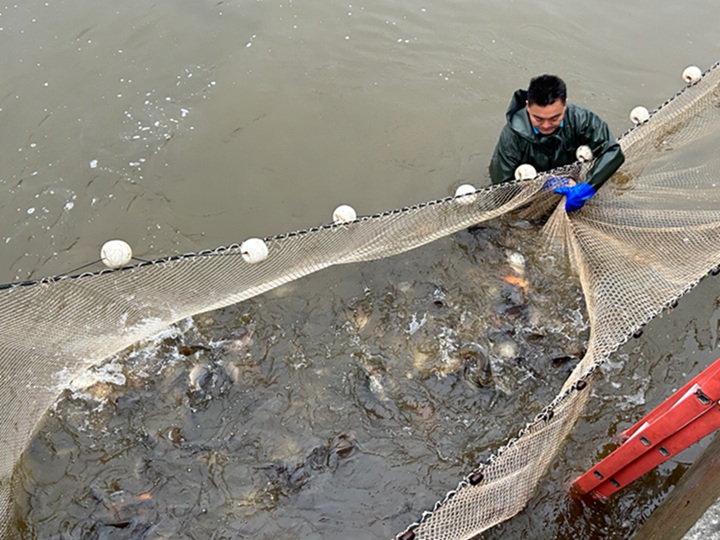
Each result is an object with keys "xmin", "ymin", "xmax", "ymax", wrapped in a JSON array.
[{"xmin": 1, "ymin": 61, "xmax": 719, "ymax": 539}]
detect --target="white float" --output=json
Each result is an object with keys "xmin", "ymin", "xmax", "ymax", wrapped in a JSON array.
[
  {"xmin": 682, "ymin": 65, "xmax": 702, "ymax": 85},
  {"xmin": 332, "ymin": 204, "xmax": 357, "ymax": 224},
  {"xmin": 630, "ymin": 106, "xmax": 650, "ymax": 125},
  {"xmin": 454, "ymin": 184, "xmax": 477, "ymax": 205},
  {"xmin": 100, "ymin": 239, "xmax": 133, "ymax": 269},
  {"xmin": 514, "ymin": 164, "xmax": 537, "ymax": 181},
  {"xmin": 240, "ymin": 238, "xmax": 269, "ymax": 264},
  {"xmin": 576, "ymin": 145, "xmax": 593, "ymax": 162}
]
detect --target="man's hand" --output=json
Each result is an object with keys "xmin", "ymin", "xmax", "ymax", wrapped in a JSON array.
[{"xmin": 554, "ymin": 182, "xmax": 596, "ymax": 212}]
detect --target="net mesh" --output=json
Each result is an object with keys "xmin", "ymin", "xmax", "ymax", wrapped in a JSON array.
[{"xmin": 1, "ymin": 61, "xmax": 719, "ymax": 539}]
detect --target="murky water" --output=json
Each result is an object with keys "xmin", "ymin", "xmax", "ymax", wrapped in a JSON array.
[
  {"xmin": 13, "ymin": 221, "xmax": 592, "ymax": 538},
  {"xmin": 3, "ymin": 0, "xmax": 720, "ymax": 538},
  {"xmin": 13, "ymin": 222, "xmax": 720, "ymax": 539}
]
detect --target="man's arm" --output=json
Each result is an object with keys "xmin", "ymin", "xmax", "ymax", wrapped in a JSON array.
[
  {"xmin": 489, "ymin": 127, "xmax": 523, "ymax": 184},
  {"xmin": 581, "ymin": 113, "xmax": 625, "ymax": 190}
]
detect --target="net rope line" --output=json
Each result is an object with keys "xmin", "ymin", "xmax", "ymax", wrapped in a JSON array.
[{"xmin": 0, "ymin": 60, "xmax": 718, "ymax": 539}]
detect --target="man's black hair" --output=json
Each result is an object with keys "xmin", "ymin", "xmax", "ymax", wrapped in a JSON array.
[{"xmin": 527, "ymin": 75, "xmax": 567, "ymax": 106}]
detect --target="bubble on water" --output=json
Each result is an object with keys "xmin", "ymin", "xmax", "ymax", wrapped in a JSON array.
[
  {"xmin": 67, "ymin": 359, "xmax": 127, "ymax": 401},
  {"xmin": 496, "ymin": 341, "xmax": 518, "ymax": 359},
  {"xmin": 27, "ymin": 207, "xmax": 35, "ymax": 215},
  {"xmin": 408, "ymin": 313, "xmax": 427, "ymax": 335}
]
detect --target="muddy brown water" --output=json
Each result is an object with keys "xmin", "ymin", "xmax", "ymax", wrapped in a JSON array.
[
  {"xmin": 13, "ymin": 223, "xmax": 720, "ymax": 539},
  {"xmin": 3, "ymin": 0, "xmax": 720, "ymax": 538}
]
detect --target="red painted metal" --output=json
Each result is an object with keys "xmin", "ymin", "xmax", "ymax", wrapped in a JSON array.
[{"xmin": 573, "ymin": 357, "xmax": 720, "ymax": 498}]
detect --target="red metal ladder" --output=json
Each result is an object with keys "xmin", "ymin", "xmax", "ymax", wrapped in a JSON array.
[{"xmin": 573, "ymin": 356, "xmax": 720, "ymax": 498}]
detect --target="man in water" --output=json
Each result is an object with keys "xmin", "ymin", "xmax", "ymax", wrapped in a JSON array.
[{"xmin": 489, "ymin": 74, "xmax": 624, "ymax": 211}]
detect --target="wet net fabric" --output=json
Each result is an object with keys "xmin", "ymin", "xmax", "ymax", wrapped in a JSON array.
[
  {"xmin": 1, "ymin": 61, "xmax": 719, "ymax": 538},
  {"xmin": 0, "ymin": 164, "xmax": 548, "ymax": 535}
]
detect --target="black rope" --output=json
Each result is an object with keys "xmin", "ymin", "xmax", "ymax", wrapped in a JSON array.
[{"xmin": 62, "ymin": 259, "xmax": 103, "ymax": 276}]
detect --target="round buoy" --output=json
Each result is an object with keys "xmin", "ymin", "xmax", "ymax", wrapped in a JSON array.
[
  {"xmin": 682, "ymin": 65, "xmax": 702, "ymax": 85},
  {"xmin": 630, "ymin": 106, "xmax": 650, "ymax": 125},
  {"xmin": 332, "ymin": 204, "xmax": 357, "ymax": 224},
  {"xmin": 100, "ymin": 239, "xmax": 133, "ymax": 269},
  {"xmin": 576, "ymin": 145, "xmax": 593, "ymax": 162},
  {"xmin": 240, "ymin": 238, "xmax": 268, "ymax": 264},
  {"xmin": 514, "ymin": 164, "xmax": 537, "ymax": 181},
  {"xmin": 454, "ymin": 184, "xmax": 477, "ymax": 205}
]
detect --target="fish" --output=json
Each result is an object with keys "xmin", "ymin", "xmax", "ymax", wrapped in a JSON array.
[
  {"xmin": 505, "ymin": 250, "xmax": 526, "ymax": 276},
  {"xmin": 502, "ymin": 274, "xmax": 530, "ymax": 293},
  {"xmin": 217, "ymin": 323, "xmax": 256, "ymax": 353},
  {"xmin": 259, "ymin": 434, "xmax": 356, "ymax": 493},
  {"xmin": 187, "ymin": 360, "xmax": 234, "ymax": 400}
]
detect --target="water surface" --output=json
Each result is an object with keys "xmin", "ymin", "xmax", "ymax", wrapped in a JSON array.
[{"xmin": 2, "ymin": 0, "xmax": 720, "ymax": 538}]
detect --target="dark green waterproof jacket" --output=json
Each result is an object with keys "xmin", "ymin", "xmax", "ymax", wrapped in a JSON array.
[{"xmin": 489, "ymin": 89, "xmax": 625, "ymax": 189}]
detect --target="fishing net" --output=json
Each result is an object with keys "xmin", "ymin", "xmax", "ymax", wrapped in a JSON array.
[{"xmin": 1, "ymin": 61, "xmax": 719, "ymax": 539}]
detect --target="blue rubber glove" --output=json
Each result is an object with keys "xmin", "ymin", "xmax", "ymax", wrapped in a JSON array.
[
  {"xmin": 542, "ymin": 176, "xmax": 571, "ymax": 191},
  {"xmin": 554, "ymin": 182, "xmax": 596, "ymax": 212}
]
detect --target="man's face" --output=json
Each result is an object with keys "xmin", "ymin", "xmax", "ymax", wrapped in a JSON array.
[{"xmin": 526, "ymin": 99, "xmax": 566, "ymax": 135}]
